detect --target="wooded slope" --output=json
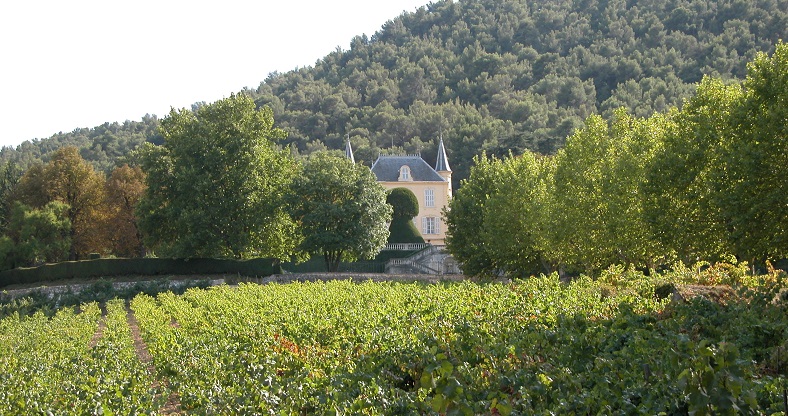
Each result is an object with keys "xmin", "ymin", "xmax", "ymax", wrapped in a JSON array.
[{"xmin": 3, "ymin": 0, "xmax": 786, "ymax": 183}]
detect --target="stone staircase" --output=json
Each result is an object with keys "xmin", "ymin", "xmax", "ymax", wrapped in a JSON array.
[{"xmin": 385, "ymin": 245, "xmax": 461, "ymax": 275}]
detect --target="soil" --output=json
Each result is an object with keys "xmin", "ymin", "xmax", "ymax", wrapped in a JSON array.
[
  {"xmin": 125, "ymin": 304, "xmax": 182, "ymax": 415},
  {"xmin": 88, "ymin": 303, "xmax": 107, "ymax": 349}
]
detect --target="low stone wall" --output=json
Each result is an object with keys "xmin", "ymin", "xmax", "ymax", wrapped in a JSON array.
[
  {"xmin": 1, "ymin": 273, "xmax": 469, "ymax": 299},
  {"xmin": 1, "ymin": 278, "xmax": 226, "ymax": 299},
  {"xmin": 259, "ymin": 272, "xmax": 467, "ymax": 284}
]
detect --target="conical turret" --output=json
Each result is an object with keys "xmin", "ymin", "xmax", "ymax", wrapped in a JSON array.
[
  {"xmin": 435, "ymin": 136, "xmax": 451, "ymax": 173},
  {"xmin": 435, "ymin": 136, "xmax": 452, "ymax": 197},
  {"xmin": 344, "ymin": 135, "xmax": 355, "ymax": 164}
]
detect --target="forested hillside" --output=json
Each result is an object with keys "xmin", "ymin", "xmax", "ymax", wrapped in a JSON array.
[
  {"xmin": 250, "ymin": 0, "xmax": 786, "ymax": 183},
  {"xmin": 2, "ymin": 0, "xmax": 786, "ymax": 184},
  {"xmin": 0, "ymin": 115, "xmax": 161, "ymax": 173}
]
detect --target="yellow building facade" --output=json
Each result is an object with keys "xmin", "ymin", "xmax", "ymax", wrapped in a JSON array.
[{"xmin": 354, "ymin": 139, "xmax": 452, "ymax": 245}]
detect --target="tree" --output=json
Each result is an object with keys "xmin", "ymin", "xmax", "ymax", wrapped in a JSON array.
[
  {"xmin": 105, "ymin": 164, "xmax": 146, "ymax": 257},
  {"xmin": 444, "ymin": 154, "xmax": 506, "ymax": 276},
  {"xmin": 643, "ymin": 78, "xmax": 742, "ymax": 263},
  {"xmin": 287, "ymin": 152, "xmax": 392, "ymax": 272},
  {"xmin": 2, "ymin": 0, "xmax": 787, "ymax": 188},
  {"xmin": 543, "ymin": 110, "xmax": 673, "ymax": 273},
  {"xmin": 137, "ymin": 94, "xmax": 299, "ymax": 259},
  {"xmin": 482, "ymin": 151, "xmax": 555, "ymax": 277},
  {"xmin": 386, "ymin": 187, "xmax": 424, "ymax": 244},
  {"xmin": 0, "ymin": 161, "xmax": 22, "ymax": 229},
  {"xmin": 549, "ymin": 115, "xmax": 618, "ymax": 273},
  {"xmin": 3, "ymin": 201, "xmax": 71, "ymax": 268},
  {"xmin": 717, "ymin": 42, "xmax": 788, "ymax": 261},
  {"xmin": 12, "ymin": 147, "xmax": 108, "ymax": 260},
  {"xmin": 11, "ymin": 163, "xmax": 49, "ymax": 209},
  {"xmin": 43, "ymin": 147, "xmax": 107, "ymax": 259},
  {"xmin": 605, "ymin": 110, "xmax": 671, "ymax": 270}
]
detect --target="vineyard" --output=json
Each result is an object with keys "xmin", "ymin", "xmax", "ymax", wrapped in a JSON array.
[{"xmin": 1, "ymin": 266, "xmax": 787, "ymax": 415}]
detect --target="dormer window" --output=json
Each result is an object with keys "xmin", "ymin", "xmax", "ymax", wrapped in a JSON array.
[{"xmin": 398, "ymin": 165, "xmax": 412, "ymax": 181}]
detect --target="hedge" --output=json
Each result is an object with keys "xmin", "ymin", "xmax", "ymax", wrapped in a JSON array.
[
  {"xmin": 281, "ymin": 250, "xmax": 420, "ymax": 274},
  {"xmin": 0, "ymin": 258, "xmax": 281, "ymax": 288}
]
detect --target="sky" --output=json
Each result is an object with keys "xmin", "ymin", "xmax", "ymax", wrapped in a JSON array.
[{"xmin": 0, "ymin": 0, "xmax": 429, "ymax": 148}]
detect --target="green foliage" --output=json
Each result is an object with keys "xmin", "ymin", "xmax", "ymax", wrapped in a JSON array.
[
  {"xmin": 644, "ymin": 42, "xmax": 788, "ymax": 263},
  {"xmin": 4, "ymin": 0, "xmax": 785, "ymax": 188},
  {"xmin": 387, "ymin": 187, "xmax": 419, "ymax": 219},
  {"xmin": 479, "ymin": 151, "xmax": 553, "ymax": 276},
  {"xmin": 550, "ymin": 109, "xmax": 669, "ymax": 272},
  {"xmin": 388, "ymin": 216, "xmax": 425, "ymax": 244},
  {"xmin": 643, "ymin": 77, "xmax": 742, "ymax": 263},
  {"xmin": 0, "ymin": 301, "xmax": 161, "ymax": 413},
  {"xmin": 249, "ymin": 0, "xmax": 786, "ymax": 184},
  {"xmin": 137, "ymin": 93, "xmax": 299, "ymax": 259},
  {"xmin": 12, "ymin": 146, "xmax": 109, "ymax": 260},
  {"xmin": 287, "ymin": 152, "xmax": 392, "ymax": 271},
  {"xmin": 452, "ymin": 44, "xmax": 786, "ymax": 276},
  {"xmin": 2, "ymin": 201, "xmax": 72, "ymax": 268},
  {"xmin": 386, "ymin": 187, "xmax": 424, "ymax": 244},
  {"xmin": 0, "ymin": 115, "xmax": 162, "ymax": 174},
  {"xmin": 121, "ymin": 273, "xmax": 787, "ymax": 414},
  {"xmin": 444, "ymin": 154, "xmax": 505, "ymax": 276},
  {"xmin": 0, "ymin": 161, "xmax": 22, "ymax": 229},
  {"xmin": 0, "ymin": 257, "xmax": 280, "ymax": 288},
  {"xmin": 719, "ymin": 43, "xmax": 788, "ymax": 260}
]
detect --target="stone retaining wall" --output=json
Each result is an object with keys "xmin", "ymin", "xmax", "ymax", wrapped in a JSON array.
[{"xmin": 1, "ymin": 273, "xmax": 469, "ymax": 299}]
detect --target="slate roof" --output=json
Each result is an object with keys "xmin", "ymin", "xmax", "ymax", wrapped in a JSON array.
[
  {"xmin": 371, "ymin": 155, "xmax": 446, "ymax": 182},
  {"xmin": 435, "ymin": 137, "xmax": 451, "ymax": 172},
  {"xmin": 344, "ymin": 138, "xmax": 355, "ymax": 164}
]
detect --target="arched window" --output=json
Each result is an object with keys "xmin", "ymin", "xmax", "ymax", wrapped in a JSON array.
[{"xmin": 398, "ymin": 165, "xmax": 412, "ymax": 181}]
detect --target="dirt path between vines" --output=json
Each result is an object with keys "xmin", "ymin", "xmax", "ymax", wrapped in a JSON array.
[
  {"xmin": 125, "ymin": 304, "xmax": 182, "ymax": 415},
  {"xmin": 88, "ymin": 303, "xmax": 107, "ymax": 348}
]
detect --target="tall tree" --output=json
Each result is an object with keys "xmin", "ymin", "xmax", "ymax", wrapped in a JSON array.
[
  {"xmin": 0, "ymin": 161, "xmax": 22, "ymax": 229},
  {"xmin": 45, "ymin": 147, "xmax": 108, "ymax": 259},
  {"xmin": 137, "ymin": 94, "xmax": 299, "ymax": 259},
  {"xmin": 643, "ymin": 78, "xmax": 742, "ymax": 263},
  {"xmin": 482, "ymin": 151, "xmax": 555, "ymax": 276},
  {"xmin": 444, "ymin": 154, "xmax": 506, "ymax": 276},
  {"xmin": 287, "ymin": 152, "xmax": 392, "ymax": 272},
  {"xmin": 718, "ymin": 42, "xmax": 788, "ymax": 261},
  {"xmin": 599, "ymin": 109, "xmax": 670, "ymax": 269},
  {"xmin": 105, "ymin": 164, "xmax": 146, "ymax": 257},
  {"xmin": 549, "ymin": 115, "xmax": 618, "ymax": 273}
]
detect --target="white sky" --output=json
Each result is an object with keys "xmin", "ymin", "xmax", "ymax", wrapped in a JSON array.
[{"xmin": 0, "ymin": 0, "xmax": 429, "ymax": 148}]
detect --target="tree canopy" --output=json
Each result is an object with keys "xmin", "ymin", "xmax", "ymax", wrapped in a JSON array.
[
  {"xmin": 137, "ymin": 94, "xmax": 299, "ymax": 259},
  {"xmin": 105, "ymin": 164, "xmax": 146, "ymax": 258},
  {"xmin": 13, "ymin": 147, "xmax": 108, "ymax": 260},
  {"xmin": 2, "ymin": 0, "xmax": 784, "ymax": 188},
  {"xmin": 1, "ymin": 201, "xmax": 71, "ymax": 268},
  {"xmin": 287, "ymin": 152, "xmax": 392, "ymax": 272},
  {"xmin": 448, "ymin": 43, "xmax": 788, "ymax": 276}
]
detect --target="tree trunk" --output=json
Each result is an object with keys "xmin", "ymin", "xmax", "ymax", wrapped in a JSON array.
[{"xmin": 324, "ymin": 251, "xmax": 343, "ymax": 272}]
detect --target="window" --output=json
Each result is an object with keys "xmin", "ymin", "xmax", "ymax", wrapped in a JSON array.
[
  {"xmin": 398, "ymin": 166, "xmax": 411, "ymax": 181},
  {"xmin": 422, "ymin": 217, "xmax": 440, "ymax": 235},
  {"xmin": 425, "ymin": 189, "xmax": 434, "ymax": 207}
]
